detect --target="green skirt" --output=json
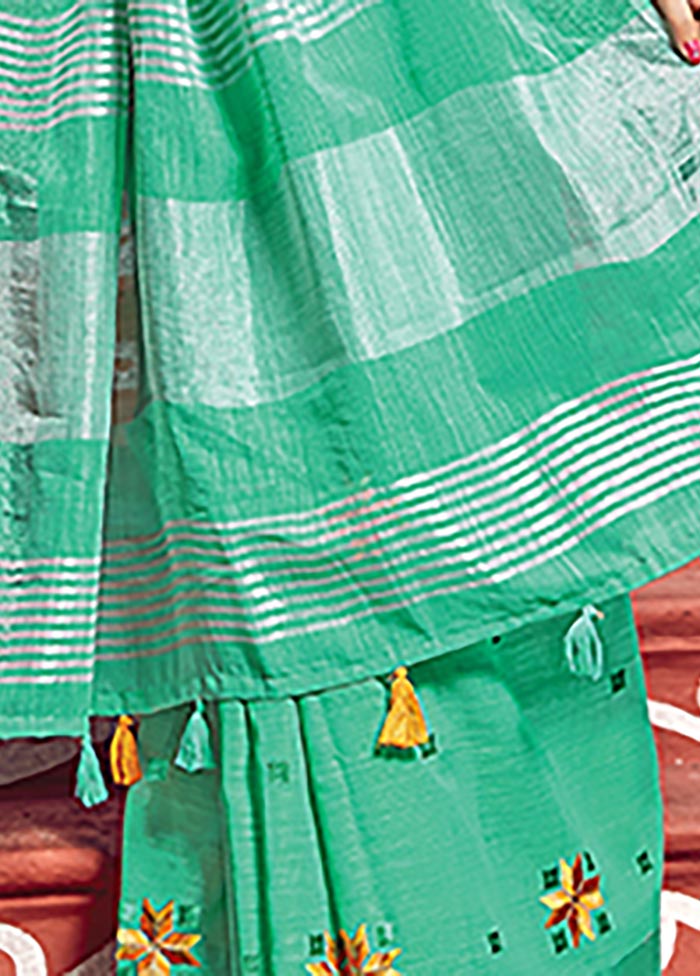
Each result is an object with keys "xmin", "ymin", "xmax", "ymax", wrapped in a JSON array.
[{"xmin": 116, "ymin": 596, "xmax": 662, "ymax": 974}]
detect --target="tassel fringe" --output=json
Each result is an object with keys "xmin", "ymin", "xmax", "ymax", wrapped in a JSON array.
[
  {"xmin": 110, "ymin": 715, "xmax": 143, "ymax": 787},
  {"xmin": 565, "ymin": 604, "xmax": 605, "ymax": 681},
  {"xmin": 74, "ymin": 729, "xmax": 109, "ymax": 808},
  {"xmin": 375, "ymin": 666, "xmax": 435, "ymax": 757},
  {"xmin": 175, "ymin": 699, "xmax": 216, "ymax": 773}
]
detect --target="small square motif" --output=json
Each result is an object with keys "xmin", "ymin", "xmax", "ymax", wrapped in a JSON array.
[
  {"xmin": 610, "ymin": 669, "xmax": 626, "ymax": 694},
  {"xmin": 309, "ymin": 934, "xmax": 324, "ymax": 956},
  {"xmin": 551, "ymin": 931, "xmax": 568, "ymax": 954},
  {"xmin": 542, "ymin": 867, "xmax": 559, "ymax": 890},
  {"xmin": 420, "ymin": 734, "xmax": 438, "ymax": 759},
  {"xmin": 597, "ymin": 911, "xmax": 612, "ymax": 936},
  {"xmin": 176, "ymin": 904, "xmax": 199, "ymax": 928},
  {"xmin": 636, "ymin": 851, "xmax": 653, "ymax": 875},
  {"xmin": 583, "ymin": 851, "xmax": 596, "ymax": 873},
  {"xmin": 487, "ymin": 930, "xmax": 503, "ymax": 955},
  {"xmin": 375, "ymin": 923, "xmax": 394, "ymax": 948},
  {"xmin": 267, "ymin": 761, "xmax": 290, "ymax": 784}
]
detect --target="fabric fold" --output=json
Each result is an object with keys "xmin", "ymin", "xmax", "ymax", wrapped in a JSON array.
[
  {"xmin": 2, "ymin": 0, "xmax": 700, "ymax": 729},
  {"xmin": 116, "ymin": 595, "xmax": 662, "ymax": 973}
]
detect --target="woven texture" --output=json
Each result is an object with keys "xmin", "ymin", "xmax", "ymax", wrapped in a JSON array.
[
  {"xmin": 0, "ymin": 0, "xmax": 699, "ymax": 729},
  {"xmin": 116, "ymin": 597, "xmax": 662, "ymax": 973}
]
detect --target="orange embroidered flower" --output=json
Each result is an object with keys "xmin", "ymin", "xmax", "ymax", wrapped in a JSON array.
[
  {"xmin": 306, "ymin": 924, "xmax": 402, "ymax": 975},
  {"xmin": 540, "ymin": 854, "xmax": 605, "ymax": 948},
  {"xmin": 117, "ymin": 898, "xmax": 201, "ymax": 974}
]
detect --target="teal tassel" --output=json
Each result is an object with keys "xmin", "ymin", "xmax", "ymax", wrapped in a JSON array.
[
  {"xmin": 175, "ymin": 700, "xmax": 216, "ymax": 773},
  {"xmin": 565, "ymin": 604, "xmax": 604, "ymax": 681},
  {"xmin": 74, "ymin": 731, "xmax": 109, "ymax": 808}
]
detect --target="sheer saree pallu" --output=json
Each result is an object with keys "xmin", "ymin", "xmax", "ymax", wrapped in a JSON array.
[
  {"xmin": 2, "ymin": 0, "xmax": 700, "ymax": 725},
  {"xmin": 0, "ymin": 0, "xmax": 682, "ymax": 973}
]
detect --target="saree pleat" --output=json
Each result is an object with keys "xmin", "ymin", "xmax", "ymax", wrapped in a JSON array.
[
  {"xmin": 0, "ymin": 0, "xmax": 692, "ymax": 971},
  {"xmin": 117, "ymin": 597, "xmax": 662, "ymax": 973},
  {"xmin": 0, "ymin": 0, "xmax": 695, "ymax": 721}
]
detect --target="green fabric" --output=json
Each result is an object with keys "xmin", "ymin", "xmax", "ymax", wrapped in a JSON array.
[
  {"xmin": 117, "ymin": 596, "xmax": 662, "ymax": 973},
  {"xmin": 0, "ymin": 0, "xmax": 698, "ymax": 729},
  {"xmin": 0, "ymin": 3, "xmax": 672, "ymax": 973},
  {"xmin": 75, "ymin": 731, "xmax": 110, "ymax": 808},
  {"xmin": 0, "ymin": 0, "xmax": 700, "ymax": 735}
]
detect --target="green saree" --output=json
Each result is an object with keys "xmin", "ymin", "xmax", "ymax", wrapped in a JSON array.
[
  {"xmin": 0, "ymin": 0, "xmax": 694, "ymax": 971},
  {"xmin": 117, "ymin": 597, "xmax": 662, "ymax": 974}
]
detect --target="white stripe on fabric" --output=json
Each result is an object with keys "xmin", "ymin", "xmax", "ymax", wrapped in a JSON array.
[
  {"xmin": 130, "ymin": 0, "xmax": 381, "ymax": 89},
  {"xmin": 0, "ymin": 1, "xmax": 114, "ymax": 30},
  {"xmin": 93, "ymin": 357, "xmax": 700, "ymax": 654},
  {"xmin": 104, "ymin": 352, "xmax": 700, "ymax": 548}
]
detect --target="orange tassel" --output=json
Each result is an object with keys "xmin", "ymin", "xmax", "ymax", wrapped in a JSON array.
[
  {"xmin": 377, "ymin": 666, "xmax": 430, "ymax": 751},
  {"xmin": 109, "ymin": 715, "xmax": 143, "ymax": 787}
]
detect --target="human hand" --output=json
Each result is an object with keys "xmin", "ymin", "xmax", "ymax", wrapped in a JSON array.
[{"xmin": 656, "ymin": 0, "xmax": 700, "ymax": 63}]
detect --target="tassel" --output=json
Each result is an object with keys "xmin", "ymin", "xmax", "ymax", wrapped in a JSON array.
[
  {"xmin": 175, "ymin": 699, "xmax": 216, "ymax": 773},
  {"xmin": 565, "ymin": 604, "xmax": 605, "ymax": 681},
  {"xmin": 74, "ymin": 728, "xmax": 109, "ymax": 808},
  {"xmin": 375, "ymin": 666, "xmax": 434, "ymax": 758},
  {"xmin": 109, "ymin": 715, "xmax": 143, "ymax": 787}
]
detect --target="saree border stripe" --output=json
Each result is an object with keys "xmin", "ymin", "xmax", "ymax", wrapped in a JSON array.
[
  {"xmin": 0, "ymin": 0, "xmax": 632, "ymax": 107},
  {"xmin": 104, "ymin": 350, "xmax": 700, "ymax": 543},
  {"xmin": 0, "ymin": 673, "xmax": 91, "ymax": 682},
  {"xmin": 0, "ymin": 0, "xmax": 119, "ymax": 29},
  {"xmin": 130, "ymin": 0, "xmax": 382, "ymax": 89},
  {"xmin": 0, "ymin": 559, "xmax": 100, "ymax": 673},
  {"xmin": 95, "ymin": 440, "xmax": 698, "ymax": 610},
  {"xmin": 128, "ymin": 0, "xmax": 638, "ymax": 91},
  {"xmin": 0, "ymin": 103, "xmax": 127, "ymax": 132},
  {"xmin": 0, "ymin": 556, "xmax": 99, "ymax": 568},
  {"xmin": 0, "ymin": 1, "xmax": 127, "ymax": 130},
  {"xmin": 89, "ymin": 351, "xmax": 700, "ymax": 658}
]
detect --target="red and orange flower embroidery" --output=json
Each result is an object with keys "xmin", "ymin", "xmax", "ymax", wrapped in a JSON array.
[
  {"xmin": 117, "ymin": 898, "xmax": 201, "ymax": 974},
  {"xmin": 306, "ymin": 924, "xmax": 402, "ymax": 975},
  {"xmin": 540, "ymin": 854, "xmax": 605, "ymax": 948}
]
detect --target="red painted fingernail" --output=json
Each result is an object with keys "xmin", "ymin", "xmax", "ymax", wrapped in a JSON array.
[{"xmin": 684, "ymin": 40, "xmax": 700, "ymax": 64}]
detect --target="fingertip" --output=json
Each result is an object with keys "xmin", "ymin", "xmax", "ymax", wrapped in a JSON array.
[
  {"xmin": 680, "ymin": 37, "xmax": 700, "ymax": 64},
  {"xmin": 663, "ymin": 0, "xmax": 700, "ymax": 64}
]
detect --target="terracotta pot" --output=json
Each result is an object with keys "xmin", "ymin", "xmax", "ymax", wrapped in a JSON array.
[{"xmin": 0, "ymin": 745, "xmax": 123, "ymax": 976}]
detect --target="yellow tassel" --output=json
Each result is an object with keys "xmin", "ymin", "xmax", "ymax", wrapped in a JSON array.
[
  {"xmin": 109, "ymin": 715, "xmax": 143, "ymax": 787},
  {"xmin": 377, "ymin": 666, "xmax": 430, "ymax": 751}
]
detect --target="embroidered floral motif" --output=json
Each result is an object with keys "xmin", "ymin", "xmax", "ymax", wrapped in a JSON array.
[
  {"xmin": 305, "ymin": 924, "xmax": 402, "ymax": 975},
  {"xmin": 540, "ymin": 854, "xmax": 605, "ymax": 949},
  {"xmin": 117, "ymin": 898, "xmax": 201, "ymax": 974}
]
